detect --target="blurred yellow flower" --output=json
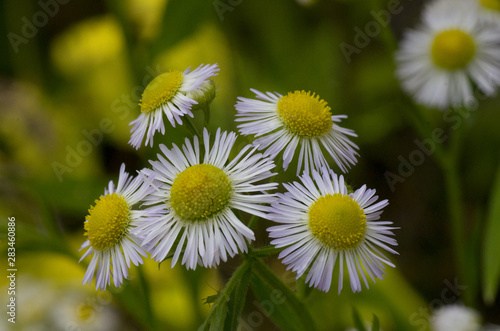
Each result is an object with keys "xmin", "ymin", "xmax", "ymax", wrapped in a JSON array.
[{"xmin": 51, "ymin": 16, "xmax": 124, "ymax": 76}]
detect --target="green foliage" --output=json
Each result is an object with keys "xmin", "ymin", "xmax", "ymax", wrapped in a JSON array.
[
  {"xmin": 352, "ymin": 307, "xmax": 367, "ymax": 331},
  {"xmin": 199, "ymin": 261, "xmax": 252, "ymax": 331},
  {"xmin": 250, "ymin": 259, "xmax": 317, "ymax": 331},
  {"xmin": 372, "ymin": 314, "xmax": 380, "ymax": 331},
  {"xmin": 224, "ymin": 266, "xmax": 252, "ymax": 331},
  {"xmin": 482, "ymin": 164, "xmax": 500, "ymax": 304},
  {"xmin": 4, "ymin": 0, "xmax": 500, "ymax": 329},
  {"xmin": 351, "ymin": 308, "xmax": 380, "ymax": 331}
]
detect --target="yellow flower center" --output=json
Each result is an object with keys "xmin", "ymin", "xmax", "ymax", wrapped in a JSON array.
[
  {"xmin": 84, "ymin": 193, "xmax": 130, "ymax": 251},
  {"xmin": 170, "ymin": 164, "xmax": 232, "ymax": 221},
  {"xmin": 431, "ymin": 30, "xmax": 476, "ymax": 70},
  {"xmin": 277, "ymin": 91, "xmax": 333, "ymax": 137},
  {"xmin": 77, "ymin": 303, "xmax": 94, "ymax": 322},
  {"xmin": 308, "ymin": 193, "xmax": 367, "ymax": 250},
  {"xmin": 140, "ymin": 71, "xmax": 184, "ymax": 113},
  {"xmin": 480, "ymin": 0, "xmax": 500, "ymax": 11}
]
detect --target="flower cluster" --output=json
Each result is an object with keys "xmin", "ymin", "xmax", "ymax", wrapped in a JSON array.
[
  {"xmin": 79, "ymin": 63, "xmax": 398, "ymax": 294},
  {"xmin": 396, "ymin": 0, "xmax": 500, "ymax": 109}
]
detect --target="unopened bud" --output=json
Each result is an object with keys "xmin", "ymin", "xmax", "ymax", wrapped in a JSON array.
[{"xmin": 188, "ymin": 80, "xmax": 217, "ymax": 111}]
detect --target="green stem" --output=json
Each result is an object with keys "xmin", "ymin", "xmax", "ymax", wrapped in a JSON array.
[
  {"xmin": 185, "ymin": 115, "xmax": 201, "ymax": 137},
  {"xmin": 203, "ymin": 105, "xmax": 211, "ymax": 127},
  {"xmin": 251, "ymin": 245, "xmax": 282, "ymax": 258},
  {"xmin": 408, "ymin": 107, "xmax": 472, "ymax": 305},
  {"xmin": 137, "ymin": 265, "xmax": 156, "ymax": 330},
  {"xmin": 247, "ymin": 214, "xmax": 259, "ymax": 230},
  {"xmin": 440, "ymin": 125, "xmax": 474, "ymax": 306}
]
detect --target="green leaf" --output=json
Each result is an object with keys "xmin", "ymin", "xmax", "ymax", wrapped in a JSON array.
[
  {"xmin": 250, "ymin": 258, "xmax": 317, "ymax": 331},
  {"xmin": 352, "ymin": 307, "xmax": 366, "ymax": 331},
  {"xmin": 482, "ymin": 164, "xmax": 500, "ymax": 304},
  {"xmin": 199, "ymin": 261, "xmax": 252, "ymax": 331},
  {"xmin": 371, "ymin": 314, "xmax": 380, "ymax": 331},
  {"xmin": 251, "ymin": 245, "xmax": 282, "ymax": 258},
  {"xmin": 209, "ymin": 301, "xmax": 228, "ymax": 331},
  {"xmin": 225, "ymin": 266, "xmax": 252, "ymax": 331}
]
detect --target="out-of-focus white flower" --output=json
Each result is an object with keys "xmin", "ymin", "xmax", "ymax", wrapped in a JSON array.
[
  {"xmin": 396, "ymin": 0, "xmax": 500, "ymax": 109},
  {"xmin": 431, "ymin": 304, "xmax": 481, "ymax": 331}
]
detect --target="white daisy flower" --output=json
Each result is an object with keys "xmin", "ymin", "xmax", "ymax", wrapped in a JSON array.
[
  {"xmin": 267, "ymin": 168, "xmax": 398, "ymax": 293},
  {"xmin": 396, "ymin": 0, "xmax": 500, "ymax": 109},
  {"xmin": 431, "ymin": 305, "xmax": 481, "ymax": 331},
  {"xmin": 235, "ymin": 89, "xmax": 359, "ymax": 175},
  {"xmin": 79, "ymin": 164, "xmax": 158, "ymax": 290},
  {"xmin": 129, "ymin": 63, "xmax": 219, "ymax": 149},
  {"xmin": 137, "ymin": 128, "xmax": 277, "ymax": 270}
]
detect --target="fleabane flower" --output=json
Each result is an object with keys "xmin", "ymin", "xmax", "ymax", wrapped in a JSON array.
[
  {"xmin": 235, "ymin": 89, "xmax": 358, "ymax": 175},
  {"xmin": 129, "ymin": 63, "xmax": 219, "ymax": 149},
  {"xmin": 137, "ymin": 128, "xmax": 277, "ymax": 270},
  {"xmin": 79, "ymin": 164, "xmax": 157, "ymax": 290},
  {"xmin": 431, "ymin": 305, "xmax": 481, "ymax": 331},
  {"xmin": 396, "ymin": 0, "xmax": 500, "ymax": 109},
  {"xmin": 50, "ymin": 291, "xmax": 119, "ymax": 331},
  {"xmin": 267, "ymin": 168, "xmax": 398, "ymax": 293}
]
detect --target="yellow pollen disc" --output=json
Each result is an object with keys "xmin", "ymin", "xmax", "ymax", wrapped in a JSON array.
[
  {"xmin": 140, "ymin": 71, "xmax": 184, "ymax": 114},
  {"xmin": 480, "ymin": 0, "xmax": 500, "ymax": 11},
  {"xmin": 277, "ymin": 91, "xmax": 333, "ymax": 137},
  {"xmin": 431, "ymin": 30, "xmax": 476, "ymax": 70},
  {"xmin": 84, "ymin": 193, "xmax": 130, "ymax": 251},
  {"xmin": 308, "ymin": 193, "xmax": 367, "ymax": 250},
  {"xmin": 170, "ymin": 164, "xmax": 232, "ymax": 222}
]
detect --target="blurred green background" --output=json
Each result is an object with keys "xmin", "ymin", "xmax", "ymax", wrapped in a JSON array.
[{"xmin": 1, "ymin": 0, "xmax": 500, "ymax": 330}]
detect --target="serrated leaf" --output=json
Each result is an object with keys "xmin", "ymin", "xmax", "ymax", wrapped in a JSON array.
[
  {"xmin": 482, "ymin": 165, "xmax": 500, "ymax": 304},
  {"xmin": 250, "ymin": 259, "xmax": 316, "ymax": 331},
  {"xmin": 352, "ymin": 307, "xmax": 366, "ymax": 331}
]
